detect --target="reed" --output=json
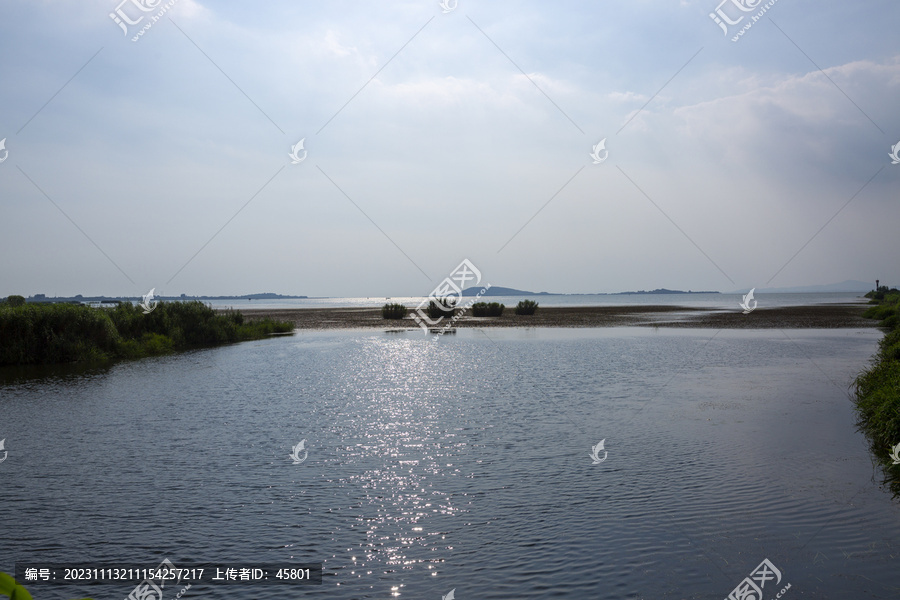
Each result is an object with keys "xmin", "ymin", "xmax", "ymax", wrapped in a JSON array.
[
  {"xmin": 853, "ymin": 288, "xmax": 900, "ymax": 496},
  {"xmin": 471, "ymin": 302, "xmax": 504, "ymax": 317},
  {"xmin": 514, "ymin": 299, "xmax": 538, "ymax": 315},
  {"xmin": 0, "ymin": 300, "xmax": 293, "ymax": 366},
  {"xmin": 426, "ymin": 298, "xmax": 456, "ymax": 320},
  {"xmin": 381, "ymin": 303, "xmax": 407, "ymax": 319}
]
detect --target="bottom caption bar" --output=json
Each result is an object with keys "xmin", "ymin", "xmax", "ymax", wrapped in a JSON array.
[{"xmin": 15, "ymin": 561, "xmax": 322, "ymax": 586}]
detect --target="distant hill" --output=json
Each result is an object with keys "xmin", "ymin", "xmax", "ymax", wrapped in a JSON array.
[
  {"xmin": 461, "ymin": 286, "xmax": 551, "ymax": 297},
  {"xmin": 460, "ymin": 286, "xmax": 718, "ymax": 296},
  {"xmin": 25, "ymin": 292, "xmax": 308, "ymax": 303},
  {"xmin": 612, "ymin": 288, "xmax": 718, "ymax": 295}
]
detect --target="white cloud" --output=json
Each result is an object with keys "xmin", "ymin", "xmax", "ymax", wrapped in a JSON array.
[
  {"xmin": 171, "ymin": 0, "xmax": 208, "ymax": 19},
  {"xmin": 673, "ymin": 56, "xmax": 900, "ymax": 172},
  {"xmin": 608, "ymin": 91, "xmax": 650, "ymax": 103},
  {"xmin": 1, "ymin": 1, "xmax": 898, "ymax": 296},
  {"xmin": 321, "ymin": 29, "xmax": 358, "ymax": 58}
]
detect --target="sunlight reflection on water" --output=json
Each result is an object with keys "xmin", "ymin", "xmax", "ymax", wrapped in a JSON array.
[{"xmin": 1, "ymin": 327, "xmax": 897, "ymax": 599}]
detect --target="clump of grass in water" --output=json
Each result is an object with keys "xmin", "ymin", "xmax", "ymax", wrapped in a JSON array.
[
  {"xmin": 381, "ymin": 303, "xmax": 407, "ymax": 319},
  {"xmin": 427, "ymin": 298, "xmax": 456, "ymax": 320},
  {"xmin": 853, "ymin": 287, "xmax": 900, "ymax": 497},
  {"xmin": 515, "ymin": 299, "xmax": 538, "ymax": 315},
  {"xmin": 471, "ymin": 302, "xmax": 504, "ymax": 317}
]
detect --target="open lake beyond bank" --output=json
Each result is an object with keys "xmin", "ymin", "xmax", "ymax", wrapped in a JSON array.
[{"xmin": 1, "ymin": 325, "xmax": 898, "ymax": 599}]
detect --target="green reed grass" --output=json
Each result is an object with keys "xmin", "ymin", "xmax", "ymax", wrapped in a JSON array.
[
  {"xmin": 426, "ymin": 298, "xmax": 456, "ymax": 320},
  {"xmin": 381, "ymin": 303, "xmax": 407, "ymax": 319},
  {"xmin": 514, "ymin": 299, "xmax": 538, "ymax": 315},
  {"xmin": 1, "ymin": 570, "xmax": 94, "ymax": 600},
  {"xmin": 471, "ymin": 302, "xmax": 504, "ymax": 317},
  {"xmin": 0, "ymin": 299, "xmax": 293, "ymax": 366},
  {"xmin": 854, "ymin": 288, "xmax": 900, "ymax": 496}
]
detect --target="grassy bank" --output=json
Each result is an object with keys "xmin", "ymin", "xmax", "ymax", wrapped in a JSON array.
[
  {"xmin": 0, "ymin": 300, "xmax": 294, "ymax": 366},
  {"xmin": 853, "ymin": 288, "xmax": 900, "ymax": 495},
  {"xmin": 1, "ymin": 570, "xmax": 91, "ymax": 600}
]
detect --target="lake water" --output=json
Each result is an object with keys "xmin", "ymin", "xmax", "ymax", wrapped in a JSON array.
[
  {"xmin": 1, "ymin": 327, "xmax": 898, "ymax": 599},
  {"xmin": 203, "ymin": 291, "xmax": 869, "ymax": 311}
]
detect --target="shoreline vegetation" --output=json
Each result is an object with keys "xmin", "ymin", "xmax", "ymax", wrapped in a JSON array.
[
  {"xmin": 0, "ymin": 297, "xmax": 874, "ymax": 367},
  {"xmin": 228, "ymin": 302, "xmax": 872, "ymax": 330},
  {"xmin": 0, "ymin": 297, "xmax": 293, "ymax": 366},
  {"xmin": 853, "ymin": 287, "xmax": 900, "ymax": 496},
  {"xmin": 1, "ymin": 571, "xmax": 90, "ymax": 600}
]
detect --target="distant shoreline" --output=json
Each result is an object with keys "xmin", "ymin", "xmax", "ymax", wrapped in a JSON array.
[
  {"xmin": 19, "ymin": 294, "xmax": 309, "ymax": 303},
  {"xmin": 233, "ymin": 303, "xmax": 874, "ymax": 330}
]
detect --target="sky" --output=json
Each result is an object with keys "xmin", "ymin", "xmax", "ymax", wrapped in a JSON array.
[{"xmin": 0, "ymin": 0, "xmax": 898, "ymax": 298}]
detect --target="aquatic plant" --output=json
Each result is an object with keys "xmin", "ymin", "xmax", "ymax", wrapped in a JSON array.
[
  {"xmin": 0, "ymin": 301, "xmax": 294, "ymax": 366},
  {"xmin": 0, "ymin": 302, "xmax": 121, "ymax": 364},
  {"xmin": 427, "ymin": 298, "xmax": 456, "ymax": 320},
  {"xmin": 381, "ymin": 303, "xmax": 407, "ymax": 319},
  {"xmin": 471, "ymin": 302, "xmax": 504, "ymax": 317},
  {"xmin": 854, "ymin": 289, "xmax": 900, "ymax": 497},
  {"xmin": 514, "ymin": 299, "xmax": 539, "ymax": 315}
]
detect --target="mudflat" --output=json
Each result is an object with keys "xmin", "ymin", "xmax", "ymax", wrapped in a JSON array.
[{"xmin": 233, "ymin": 303, "xmax": 874, "ymax": 330}]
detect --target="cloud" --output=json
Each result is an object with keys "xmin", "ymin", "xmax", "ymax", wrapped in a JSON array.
[
  {"xmin": 608, "ymin": 91, "xmax": 650, "ymax": 103},
  {"xmin": 321, "ymin": 29, "xmax": 358, "ymax": 58},
  {"xmin": 673, "ymin": 55, "xmax": 900, "ymax": 177},
  {"xmin": 1, "ymin": 1, "xmax": 898, "ymax": 296}
]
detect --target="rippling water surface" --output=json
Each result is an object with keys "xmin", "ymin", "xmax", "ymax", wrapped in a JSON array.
[{"xmin": 1, "ymin": 327, "xmax": 898, "ymax": 599}]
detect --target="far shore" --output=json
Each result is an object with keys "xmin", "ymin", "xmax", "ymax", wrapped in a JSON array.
[{"xmin": 231, "ymin": 303, "xmax": 874, "ymax": 331}]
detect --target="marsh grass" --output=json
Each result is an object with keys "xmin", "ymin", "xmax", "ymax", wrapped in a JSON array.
[
  {"xmin": 471, "ymin": 302, "xmax": 504, "ymax": 317},
  {"xmin": 0, "ymin": 300, "xmax": 293, "ymax": 366},
  {"xmin": 427, "ymin": 298, "xmax": 456, "ymax": 320},
  {"xmin": 854, "ymin": 289, "xmax": 900, "ymax": 496},
  {"xmin": 514, "ymin": 299, "xmax": 539, "ymax": 315},
  {"xmin": 382, "ymin": 303, "xmax": 407, "ymax": 319},
  {"xmin": 1, "ymin": 570, "xmax": 94, "ymax": 600}
]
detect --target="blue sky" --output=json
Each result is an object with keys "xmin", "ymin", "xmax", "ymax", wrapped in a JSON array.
[{"xmin": 1, "ymin": 0, "xmax": 898, "ymax": 297}]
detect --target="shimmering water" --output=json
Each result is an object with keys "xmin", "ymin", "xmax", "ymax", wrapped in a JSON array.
[{"xmin": 1, "ymin": 327, "xmax": 898, "ymax": 599}]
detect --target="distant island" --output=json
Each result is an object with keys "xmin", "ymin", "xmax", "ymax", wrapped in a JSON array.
[
  {"xmin": 461, "ymin": 286, "xmax": 718, "ymax": 296},
  {"xmin": 612, "ymin": 288, "xmax": 719, "ymax": 295},
  {"xmin": 21, "ymin": 292, "xmax": 308, "ymax": 304},
  {"xmin": 461, "ymin": 286, "xmax": 552, "ymax": 297}
]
